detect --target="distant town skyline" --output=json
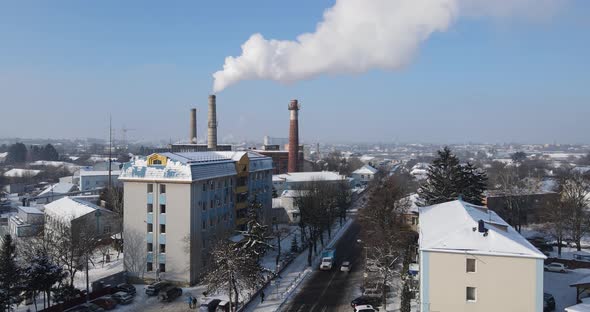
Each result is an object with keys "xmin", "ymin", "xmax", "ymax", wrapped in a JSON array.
[{"xmin": 1, "ymin": 1, "xmax": 589, "ymax": 144}]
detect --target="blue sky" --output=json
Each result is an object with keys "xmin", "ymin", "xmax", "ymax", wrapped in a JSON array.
[{"xmin": 1, "ymin": 1, "xmax": 589, "ymax": 144}]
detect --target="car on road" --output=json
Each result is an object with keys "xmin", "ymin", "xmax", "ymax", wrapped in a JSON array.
[
  {"xmin": 111, "ymin": 291, "xmax": 134, "ymax": 304},
  {"xmin": 354, "ymin": 304, "xmax": 378, "ymax": 312},
  {"xmin": 544, "ymin": 293, "xmax": 556, "ymax": 312},
  {"xmin": 145, "ymin": 281, "xmax": 172, "ymax": 296},
  {"xmin": 341, "ymin": 261, "xmax": 351, "ymax": 272},
  {"xmin": 351, "ymin": 296, "xmax": 382, "ymax": 309},
  {"xmin": 90, "ymin": 296, "xmax": 117, "ymax": 310},
  {"xmin": 216, "ymin": 301, "xmax": 230, "ymax": 312},
  {"xmin": 114, "ymin": 283, "xmax": 136, "ymax": 296},
  {"xmin": 200, "ymin": 298, "xmax": 222, "ymax": 312},
  {"xmin": 158, "ymin": 286, "xmax": 183, "ymax": 302},
  {"xmin": 544, "ymin": 262, "xmax": 567, "ymax": 273}
]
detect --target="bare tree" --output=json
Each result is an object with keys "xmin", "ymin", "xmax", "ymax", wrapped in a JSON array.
[
  {"xmin": 123, "ymin": 229, "xmax": 147, "ymax": 279},
  {"xmin": 497, "ymin": 168, "xmax": 541, "ymax": 232},
  {"xmin": 561, "ymin": 172, "xmax": 590, "ymax": 251}
]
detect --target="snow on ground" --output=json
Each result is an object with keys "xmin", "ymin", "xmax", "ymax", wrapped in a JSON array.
[
  {"xmin": 545, "ymin": 269, "xmax": 590, "ymax": 311},
  {"xmin": 73, "ymin": 252, "xmax": 125, "ymax": 290}
]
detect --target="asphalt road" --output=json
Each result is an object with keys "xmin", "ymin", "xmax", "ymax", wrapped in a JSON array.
[{"xmin": 282, "ymin": 219, "xmax": 364, "ymax": 312}]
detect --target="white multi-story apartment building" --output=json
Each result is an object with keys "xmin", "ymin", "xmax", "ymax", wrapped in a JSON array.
[
  {"xmin": 119, "ymin": 151, "xmax": 273, "ymax": 285},
  {"xmin": 418, "ymin": 200, "xmax": 546, "ymax": 312}
]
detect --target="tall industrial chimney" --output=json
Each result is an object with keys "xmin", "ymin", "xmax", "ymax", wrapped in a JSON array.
[
  {"xmin": 288, "ymin": 99, "xmax": 300, "ymax": 173},
  {"xmin": 207, "ymin": 94, "xmax": 218, "ymax": 150},
  {"xmin": 190, "ymin": 108, "xmax": 197, "ymax": 144}
]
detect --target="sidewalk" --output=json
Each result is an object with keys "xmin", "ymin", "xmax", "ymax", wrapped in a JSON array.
[{"xmin": 243, "ymin": 218, "xmax": 354, "ymax": 312}]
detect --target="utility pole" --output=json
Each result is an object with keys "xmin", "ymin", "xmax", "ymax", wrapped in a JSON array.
[{"xmin": 108, "ymin": 115, "xmax": 112, "ymax": 190}]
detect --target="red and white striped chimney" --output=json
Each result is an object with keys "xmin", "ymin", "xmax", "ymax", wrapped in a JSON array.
[{"xmin": 288, "ymin": 99, "xmax": 300, "ymax": 173}]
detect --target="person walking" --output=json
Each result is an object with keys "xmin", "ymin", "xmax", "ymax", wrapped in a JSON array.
[
  {"xmin": 192, "ymin": 297, "xmax": 197, "ymax": 309},
  {"xmin": 187, "ymin": 295, "xmax": 193, "ymax": 309},
  {"xmin": 260, "ymin": 291, "xmax": 265, "ymax": 303}
]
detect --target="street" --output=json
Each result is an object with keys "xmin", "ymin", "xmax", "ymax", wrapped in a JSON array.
[{"xmin": 282, "ymin": 220, "xmax": 364, "ymax": 312}]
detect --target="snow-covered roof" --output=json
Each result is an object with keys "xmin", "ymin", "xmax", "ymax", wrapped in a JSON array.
[
  {"xmin": 18, "ymin": 206, "xmax": 43, "ymax": 215},
  {"xmin": 353, "ymin": 165, "xmax": 378, "ymax": 175},
  {"xmin": 281, "ymin": 190, "xmax": 309, "ymax": 198},
  {"xmin": 402, "ymin": 193, "xmax": 420, "ymax": 213},
  {"xmin": 38, "ymin": 182, "xmax": 76, "ymax": 197},
  {"xmin": 45, "ymin": 197, "xmax": 111, "ymax": 221},
  {"xmin": 273, "ymin": 171, "xmax": 345, "ymax": 183},
  {"xmin": 573, "ymin": 166, "xmax": 590, "ymax": 175},
  {"xmin": 419, "ymin": 200, "xmax": 546, "ymax": 259},
  {"xmin": 119, "ymin": 152, "xmax": 272, "ymax": 182},
  {"xmin": 4, "ymin": 168, "xmax": 41, "ymax": 177}
]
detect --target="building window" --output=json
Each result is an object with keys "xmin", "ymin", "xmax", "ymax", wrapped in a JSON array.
[
  {"xmin": 160, "ymin": 244, "xmax": 166, "ymax": 253},
  {"xmin": 202, "ymin": 183, "xmax": 206, "ymax": 192},
  {"xmin": 210, "ymin": 200, "xmax": 214, "ymax": 209},
  {"xmin": 147, "ymin": 262, "xmax": 153, "ymax": 272},
  {"xmin": 159, "ymin": 263, "xmax": 166, "ymax": 273},
  {"xmin": 210, "ymin": 219, "xmax": 214, "ymax": 227},
  {"xmin": 147, "ymin": 223, "xmax": 153, "ymax": 233},
  {"xmin": 466, "ymin": 259, "xmax": 476, "ymax": 273},
  {"xmin": 201, "ymin": 201, "xmax": 206, "ymax": 211},
  {"xmin": 147, "ymin": 184, "xmax": 153, "ymax": 193},
  {"xmin": 160, "ymin": 184, "xmax": 166, "ymax": 194},
  {"xmin": 160, "ymin": 204, "xmax": 166, "ymax": 214},
  {"xmin": 147, "ymin": 243, "xmax": 153, "ymax": 252},
  {"xmin": 466, "ymin": 287, "xmax": 477, "ymax": 302},
  {"xmin": 147, "ymin": 203, "xmax": 153, "ymax": 213},
  {"xmin": 103, "ymin": 225, "xmax": 111, "ymax": 234},
  {"xmin": 202, "ymin": 220, "xmax": 206, "ymax": 229},
  {"xmin": 160, "ymin": 224, "xmax": 166, "ymax": 234}
]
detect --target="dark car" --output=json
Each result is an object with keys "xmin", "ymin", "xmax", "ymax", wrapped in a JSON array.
[
  {"xmin": 199, "ymin": 298, "xmax": 222, "ymax": 312},
  {"xmin": 158, "ymin": 286, "xmax": 183, "ymax": 302},
  {"xmin": 146, "ymin": 281, "xmax": 172, "ymax": 296},
  {"xmin": 91, "ymin": 296, "xmax": 117, "ymax": 310},
  {"xmin": 351, "ymin": 296, "xmax": 382, "ymax": 308},
  {"xmin": 544, "ymin": 293, "xmax": 556, "ymax": 312},
  {"xmin": 114, "ymin": 283, "xmax": 136, "ymax": 296},
  {"xmin": 111, "ymin": 291, "xmax": 134, "ymax": 305}
]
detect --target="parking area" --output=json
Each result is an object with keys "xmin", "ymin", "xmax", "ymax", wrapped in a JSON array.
[{"xmin": 544, "ymin": 268, "xmax": 590, "ymax": 311}]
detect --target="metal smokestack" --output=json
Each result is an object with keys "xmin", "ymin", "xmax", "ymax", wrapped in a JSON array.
[
  {"xmin": 190, "ymin": 108, "xmax": 197, "ymax": 144},
  {"xmin": 207, "ymin": 94, "xmax": 218, "ymax": 150},
  {"xmin": 288, "ymin": 99, "xmax": 300, "ymax": 173}
]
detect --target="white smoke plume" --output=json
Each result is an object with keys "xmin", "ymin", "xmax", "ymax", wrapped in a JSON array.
[{"xmin": 212, "ymin": 0, "xmax": 563, "ymax": 92}]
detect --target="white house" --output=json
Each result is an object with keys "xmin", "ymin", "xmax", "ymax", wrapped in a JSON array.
[
  {"xmin": 35, "ymin": 182, "xmax": 77, "ymax": 204},
  {"xmin": 352, "ymin": 165, "xmax": 377, "ymax": 186},
  {"xmin": 418, "ymin": 200, "xmax": 545, "ymax": 312},
  {"xmin": 8, "ymin": 206, "xmax": 44, "ymax": 238},
  {"xmin": 272, "ymin": 171, "xmax": 347, "ymax": 194},
  {"xmin": 78, "ymin": 169, "xmax": 121, "ymax": 191},
  {"xmin": 44, "ymin": 197, "xmax": 120, "ymax": 237}
]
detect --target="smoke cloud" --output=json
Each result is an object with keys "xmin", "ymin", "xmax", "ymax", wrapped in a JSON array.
[{"xmin": 212, "ymin": 0, "xmax": 563, "ymax": 92}]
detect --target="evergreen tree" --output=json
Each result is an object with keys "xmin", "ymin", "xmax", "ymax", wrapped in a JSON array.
[
  {"xmin": 0, "ymin": 235, "xmax": 24, "ymax": 312},
  {"xmin": 418, "ymin": 147, "xmax": 487, "ymax": 206},
  {"xmin": 6, "ymin": 143, "xmax": 27, "ymax": 164},
  {"xmin": 24, "ymin": 251, "xmax": 67, "ymax": 310},
  {"xmin": 290, "ymin": 235, "xmax": 299, "ymax": 253},
  {"xmin": 460, "ymin": 163, "xmax": 487, "ymax": 205},
  {"xmin": 43, "ymin": 144, "xmax": 59, "ymax": 161},
  {"xmin": 418, "ymin": 147, "xmax": 463, "ymax": 206}
]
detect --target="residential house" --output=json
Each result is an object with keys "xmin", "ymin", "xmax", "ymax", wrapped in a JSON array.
[
  {"xmin": 8, "ymin": 206, "xmax": 44, "ymax": 238},
  {"xmin": 44, "ymin": 197, "xmax": 121, "ymax": 238},
  {"xmin": 418, "ymin": 200, "xmax": 546, "ymax": 312},
  {"xmin": 352, "ymin": 165, "xmax": 377, "ymax": 186}
]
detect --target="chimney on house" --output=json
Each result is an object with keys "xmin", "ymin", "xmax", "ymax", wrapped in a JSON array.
[
  {"xmin": 288, "ymin": 99, "xmax": 300, "ymax": 173},
  {"xmin": 190, "ymin": 108, "xmax": 197, "ymax": 144},
  {"xmin": 207, "ymin": 95, "xmax": 217, "ymax": 150}
]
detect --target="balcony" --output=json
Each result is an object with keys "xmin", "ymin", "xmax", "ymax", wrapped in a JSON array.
[{"xmin": 236, "ymin": 202, "xmax": 247, "ymax": 210}]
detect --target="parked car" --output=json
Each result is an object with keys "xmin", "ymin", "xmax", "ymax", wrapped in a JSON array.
[
  {"xmin": 341, "ymin": 261, "xmax": 351, "ymax": 272},
  {"xmin": 200, "ymin": 298, "xmax": 222, "ymax": 312},
  {"xmin": 544, "ymin": 262, "xmax": 567, "ymax": 273},
  {"xmin": 111, "ymin": 291, "xmax": 134, "ymax": 304},
  {"xmin": 351, "ymin": 296, "xmax": 382, "ymax": 308},
  {"xmin": 146, "ymin": 281, "xmax": 172, "ymax": 296},
  {"xmin": 114, "ymin": 283, "xmax": 136, "ymax": 295},
  {"xmin": 65, "ymin": 303, "xmax": 105, "ymax": 312},
  {"xmin": 544, "ymin": 293, "xmax": 556, "ymax": 312},
  {"xmin": 354, "ymin": 304, "xmax": 378, "ymax": 312},
  {"xmin": 216, "ymin": 301, "xmax": 230, "ymax": 312},
  {"xmin": 91, "ymin": 296, "xmax": 117, "ymax": 310},
  {"xmin": 158, "ymin": 286, "xmax": 183, "ymax": 302}
]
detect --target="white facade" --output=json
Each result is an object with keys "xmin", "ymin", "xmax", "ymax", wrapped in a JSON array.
[
  {"xmin": 272, "ymin": 171, "xmax": 347, "ymax": 194},
  {"xmin": 79, "ymin": 170, "xmax": 121, "ymax": 191},
  {"xmin": 418, "ymin": 200, "xmax": 545, "ymax": 312},
  {"xmin": 119, "ymin": 152, "xmax": 273, "ymax": 285},
  {"xmin": 352, "ymin": 165, "xmax": 377, "ymax": 186}
]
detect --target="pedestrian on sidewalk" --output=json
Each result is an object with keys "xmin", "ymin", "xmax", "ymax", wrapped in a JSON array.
[
  {"xmin": 187, "ymin": 295, "xmax": 193, "ymax": 308},
  {"xmin": 260, "ymin": 290, "xmax": 265, "ymax": 303},
  {"xmin": 192, "ymin": 297, "xmax": 197, "ymax": 309}
]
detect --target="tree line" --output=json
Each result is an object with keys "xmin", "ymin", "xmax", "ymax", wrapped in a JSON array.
[{"xmin": 4, "ymin": 143, "xmax": 60, "ymax": 164}]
